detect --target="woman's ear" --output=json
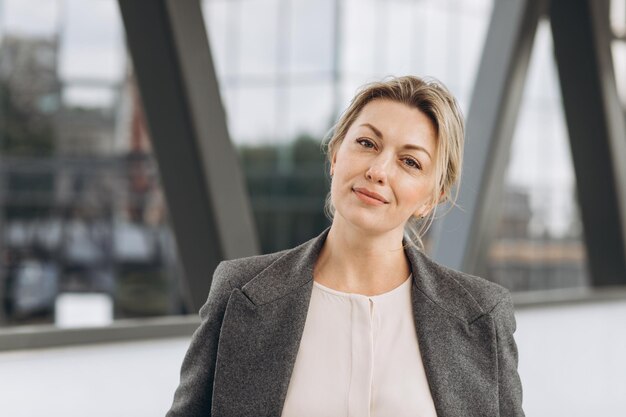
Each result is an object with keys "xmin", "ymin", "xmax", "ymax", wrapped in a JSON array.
[
  {"xmin": 414, "ymin": 190, "xmax": 443, "ymax": 218},
  {"xmin": 437, "ymin": 189, "xmax": 445, "ymax": 203},
  {"xmin": 413, "ymin": 202, "xmax": 431, "ymax": 219}
]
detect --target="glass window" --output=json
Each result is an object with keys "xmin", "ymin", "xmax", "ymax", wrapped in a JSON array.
[
  {"xmin": 2, "ymin": 0, "xmax": 619, "ymax": 343},
  {"xmin": 201, "ymin": 0, "xmax": 495, "ymax": 257},
  {"xmin": 382, "ymin": 2, "xmax": 417, "ymax": 75},
  {"xmin": 288, "ymin": 0, "xmax": 335, "ymax": 73},
  {"xmin": 0, "ymin": 0, "xmax": 187, "ymax": 328},
  {"xmin": 284, "ymin": 82, "xmax": 334, "ymax": 141},
  {"xmin": 611, "ymin": 0, "xmax": 626, "ymax": 106},
  {"xmin": 487, "ymin": 20, "xmax": 590, "ymax": 292},
  {"xmin": 238, "ymin": 0, "xmax": 280, "ymax": 77},
  {"xmin": 343, "ymin": 0, "xmax": 377, "ymax": 76},
  {"xmin": 231, "ymin": 85, "xmax": 278, "ymax": 143},
  {"xmin": 203, "ymin": 0, "xmax": 236, "ymax": 78},
  {"xmin": 202, "ymin": 0, "xmax": 336, "ymax": 255}
]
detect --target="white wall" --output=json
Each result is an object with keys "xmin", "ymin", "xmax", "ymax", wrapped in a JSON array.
[
  {"xmin": 1, "ymin": 300, "xmax": 626, "ymax": 417},
  {"xmin": 516, "ymin": 300, "xmax": 626, "ymax": 417},
  {"xmin": 0, "ymin": 338, "xmax": 189, "ymax": 417}
]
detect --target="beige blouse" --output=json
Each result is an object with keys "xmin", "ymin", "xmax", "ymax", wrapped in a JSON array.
[{"xmin": 281, "ymin": 274, "xmax": 438, "ymax": 417}]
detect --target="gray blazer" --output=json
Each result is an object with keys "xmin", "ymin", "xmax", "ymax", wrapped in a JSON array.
[{"xmin": 166, "ymin": 227, "xmax": 524, "ymax": 416}]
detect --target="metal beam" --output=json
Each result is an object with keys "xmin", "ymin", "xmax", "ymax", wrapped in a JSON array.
[
  {"xmin": 550, "ymin": 0, "xmax": 626, "ymax": 286},
  {"xmin": 431, "ymin": 0, "xmax": 545, "ymax": 275},
  {"xmin": 118, "ymin": 0, "xmax": 259, "ymax": 312}
]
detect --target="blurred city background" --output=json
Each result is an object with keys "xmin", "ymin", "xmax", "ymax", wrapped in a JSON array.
[
  {"xmin": 1, "ymin": 0, "xmax": 625, "ymax": 416},
  {"xmin": 1, "ymin": 0, "xmax": 606, "ymax": 327}
]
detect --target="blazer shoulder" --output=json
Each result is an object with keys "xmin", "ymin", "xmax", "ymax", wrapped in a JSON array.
[
  {"xmin": 445, "ymin": 264, "xmax": 511, "ymax": 314},
  {"xmin": 216, "ymin": 248, "xmax": 291, "ymax": 289},
  {"xmin": 419, "ymin": 251, "xmax": 512, "ymax": 315},
  {"xmin": 456, "ymin": 269, "xmax": 511, "ymax": 313}
]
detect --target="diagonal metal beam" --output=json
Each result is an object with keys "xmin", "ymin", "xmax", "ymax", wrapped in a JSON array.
[
  {"xmin": 118, "ymin": 0, "xmax": 259, "ymax": 312},
  {"xmin": 431, "ymin": 0, "xmax": 545, "ymax": 275},
  {"xmin": 550, "ymin": 0, "xmax": 626, "ymax": 286}
]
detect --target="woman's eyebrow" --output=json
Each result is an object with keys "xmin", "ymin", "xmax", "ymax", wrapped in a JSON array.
[
  {"xmin": 360, "ymin": 122, "xmax": 385, "ymax": 139},
  {"xmin": 403, "ymin": 143, "xmax": 432, "ymax": 161},
  {"xmin": 359, "ymin": 122, "xmax": 432, "ymax": 160}
]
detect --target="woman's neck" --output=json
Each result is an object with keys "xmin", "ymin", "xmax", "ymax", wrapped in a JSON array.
[{"xmin": 313, "ymin": 219, "xmax": 411, "ymax": 296}]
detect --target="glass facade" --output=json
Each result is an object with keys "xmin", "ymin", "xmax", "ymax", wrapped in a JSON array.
[
  {"xmin": 0, "ymin": 0, "xmax": 623, "ymax": 333},
  {"xmin": 612, "ymin": 0, "xmax": 626, "ymax": 106},
  {"xmin": 203, "ymin": 0, "xmax": 592, "ymax": 294},
  {"xmin": 488, "ymin": 20, "xmax": 589, "ymax": 292},
  {"xmin": 0, "ymin": 0, "xmax": 186, "ymax": 326},
  {"xmin": 202, "ymin": 0, "xmax": 493, "ymax": 253}
]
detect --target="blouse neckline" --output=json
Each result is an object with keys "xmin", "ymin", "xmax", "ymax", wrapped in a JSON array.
[{"xmin": 313, "ymin": 274, "xmax": 413, "ymax": 300}]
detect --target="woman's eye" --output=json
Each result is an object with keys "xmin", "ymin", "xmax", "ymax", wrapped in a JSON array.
[
  {"xmin": 357, "ymin": 138, "xmax": 375, "ymax": 149},
  {"xmin": 403, "ymin": 158, "xmax": 422, "ymax": 170}
]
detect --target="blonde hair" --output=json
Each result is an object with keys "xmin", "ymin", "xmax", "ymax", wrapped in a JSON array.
[{"xmin": 323, "ymin": 75, "xmax": 465, "ymax": 249}]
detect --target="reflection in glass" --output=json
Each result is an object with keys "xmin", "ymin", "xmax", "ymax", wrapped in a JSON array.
[
  {"xmin": 487, "ymin": 21, "xmax": 589, "ymax": 292},
  {"xmin": 0, "ymin": 0, "xmax": 186, "ymax": 327},
  {"xmin": 0, "ymin": 0, "xmax": 601, "ymax": 332}
]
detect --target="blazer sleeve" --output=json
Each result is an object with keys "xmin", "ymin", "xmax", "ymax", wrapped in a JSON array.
[
  {"xmin": 492, "ymin": 292, "xmax": 525, "ymax": 416},
  {"xmin": 166, "ymin": 261, "xmax": 232, "ymax": 417}
]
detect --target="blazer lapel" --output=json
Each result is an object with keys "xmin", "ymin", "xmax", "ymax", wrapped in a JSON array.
[
  {"xmin": 211, "ymin": 228, "xmax": 328, "ymax": 417},
  {"xmin": 406, "ymin": 244, "xmax": 499, "ymax": 417}
]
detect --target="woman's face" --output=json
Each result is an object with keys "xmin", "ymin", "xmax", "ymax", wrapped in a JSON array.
[{"xmin": 330, "ymin": 99, "xmax": 438, "ymax": 236}]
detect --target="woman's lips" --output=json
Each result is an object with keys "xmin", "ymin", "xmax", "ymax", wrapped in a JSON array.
[{"xmin": 352, "ymin": 187, "xmax": 389, "ymax": 205}]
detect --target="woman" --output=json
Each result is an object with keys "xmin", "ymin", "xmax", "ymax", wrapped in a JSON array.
[{"xmin": 166, "ymin": 76, "xmax": 524, "ymax": 417}]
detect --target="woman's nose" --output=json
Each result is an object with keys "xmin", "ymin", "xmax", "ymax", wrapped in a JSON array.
[{"xmin": 365, "ymin": 160, "xmax": 389, "ymax": 184}]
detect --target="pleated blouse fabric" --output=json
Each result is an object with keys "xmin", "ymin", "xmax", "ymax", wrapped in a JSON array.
[{"xmin": 281, "ymin": 274, "xmax": 438, "ymax": 417}]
